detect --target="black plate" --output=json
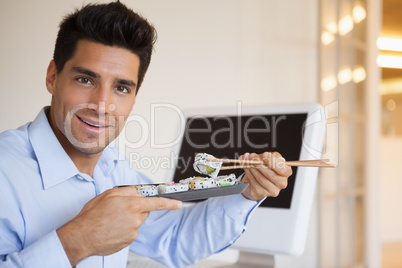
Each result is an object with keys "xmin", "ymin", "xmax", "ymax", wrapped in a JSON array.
[{"xmin": 115, "ymin": 183, "xmax": 249, "ymax": 202}]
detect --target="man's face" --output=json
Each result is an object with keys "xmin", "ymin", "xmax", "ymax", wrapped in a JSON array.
[{"xmin": 46, "ymin": 39, "xmax": 140, "ymax": 155}]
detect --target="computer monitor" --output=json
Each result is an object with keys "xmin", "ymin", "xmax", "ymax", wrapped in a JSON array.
[{"xmin": 169, "ymin": 103, "xmax": 326, "ymax": 257}]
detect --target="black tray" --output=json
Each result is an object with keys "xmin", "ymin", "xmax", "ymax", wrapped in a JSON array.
[
  {"xmin": 115, "ymin": 183, "xmax": 249, "ymax": 202},
  {"xmin": 156, "ymin": 183, "xmax": 249, "ymax": 201}
]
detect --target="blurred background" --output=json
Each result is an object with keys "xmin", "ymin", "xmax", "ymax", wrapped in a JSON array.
[
  {"xmin": 378, "ymin": 1, "xmax": 402, "ymax": 268},
  {"xmin": 0, "ymin": 0, "xmax": 400, "ymax": 267}
]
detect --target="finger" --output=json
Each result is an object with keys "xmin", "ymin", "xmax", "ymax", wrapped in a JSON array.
[
  {"xmin": 239, "ymin": 153, "xmax": 248, "ymax": 164},
  {"xmin": 241, "ymin": 152, "xmax": 253, "ymax": 178},
  {"xmin": 137, "ymin": 197, "xmax": 183, "ymax": 211},
  {"xmin": 243, "ymin": 166, "xmax": 274, "ymax": 197},
  {"xmin": 248, "ymin": 164, "xmax": 286, "ymax": 195},
  {"xmin": 107, "ymin": 186, "xmax": 142, "ymax": 197},
  {"xmin": 243, "ymin": 154, "xmax": 271, "ymax": 193},
  {"xmin": 249, "ymin": 154, "xmax": 288, "ymax": 191},
  {"xmin": 242, "ymin": 153, "xmax": 290, "ymax": 198},
  {"xmin": 262, "ymin": 152, "xmax": 292, "ymax": 177},
  {"xmin": 239, "ymin": 153, "xmax": 249, "ymax": 160},
  {"xmin": 252, "ymin": 153, "xmax": 281, "ymax": 180}
]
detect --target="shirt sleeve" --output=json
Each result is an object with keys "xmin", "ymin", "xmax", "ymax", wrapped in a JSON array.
[
  {"xmin": 0, "ymin": 231, "xmax": 71, "ymax": 268},
  {"xmin": 129, "ymin": 193, "xmax": 260, "ymax": 267}
]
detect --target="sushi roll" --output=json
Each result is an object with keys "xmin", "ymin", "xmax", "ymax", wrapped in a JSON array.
[
  {"xmin": 193, "ymin": 153, "xmax": 222, "ymax": 178},
  {"xmin": 158, "ymin": 183, "xmax": 189, "ymax": 194},
  {"xmin": 189, "ymin": 177, "xmax": 218, "ymax": 190},
  {"xmin": 137, "ymin": 185, "xmax": 158, "ymax": 197},
  {"xmin": 134, "ymin": 185, "xmax": 144, "ymax": 190},
  {"xmin": 216, "ymin": 173, "xmax": 238, "ymax": 187},
  {"xmin": 179, "ymin": 176, "xmax": 203, "ymax": 184},
  {"xmin": 178, "ymin": 177, "xmax": 194, "ymax": 184}
]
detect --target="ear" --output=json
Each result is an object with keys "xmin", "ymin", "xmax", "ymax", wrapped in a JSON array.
[{"xmin": 45, "ymin": 60, "xmax": 58, "ymax": 95}]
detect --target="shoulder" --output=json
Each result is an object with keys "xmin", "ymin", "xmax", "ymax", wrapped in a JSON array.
[
  {"xmin": 0, "ymin": 123, "xmax": 34, "ymax": 166},
  {"xmin": 0, "ymin": 123, "xmax": 40, "ymax": 204}
]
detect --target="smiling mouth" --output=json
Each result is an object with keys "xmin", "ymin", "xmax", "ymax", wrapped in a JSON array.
[{"xmin": 77, "ymin": 115, "xmax": 108, "ymax": 128}]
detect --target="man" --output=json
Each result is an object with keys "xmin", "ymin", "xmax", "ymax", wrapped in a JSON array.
[{"xmin": 0, "ymin": 2, "xmax": 291, "ymax": 267}]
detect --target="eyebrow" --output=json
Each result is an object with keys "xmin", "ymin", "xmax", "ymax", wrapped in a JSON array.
[
  {"xmin": 71, "ymin": 66, "xmax": 137, "ymax": 88},
  {"xmin": 72, "ymin": 66, "xmax": 100, "ymax": 79},
  {"xmin": 115, "ymin": 78, "xmax": 136, "ymax": 88}
]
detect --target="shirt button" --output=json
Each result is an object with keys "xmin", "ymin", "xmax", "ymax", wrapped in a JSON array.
[
  {"xmin": 228, "ymin": 241, "xmax": 234, "ymax": 245},
  {"xmin": 77, "ymin": 175, "xmax": 84, "ymax": 180},
  {"xmin": 241, "ymin": 209, "xmax": 248, "ymax": 215}
]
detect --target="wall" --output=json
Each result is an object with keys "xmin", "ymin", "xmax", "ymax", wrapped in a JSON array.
[
  {"xmin": 0, "ymin": 1, "xmax": 318, "ymax": 180},
  {"xmin": 0, "ymin": 0, "xmax": 319, "ymax": 266}
]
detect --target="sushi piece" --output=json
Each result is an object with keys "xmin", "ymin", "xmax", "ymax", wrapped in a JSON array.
[
  {"xmin": 193, "ymin": 153, "xmax": 222, "ymax": 178},
  {"xmin": 178, "ymin": 177, "xmax": 193, "ymax": 184},
  {"xmin": 134, "ymin": 185, "xmax": 144, "ymax": 190},
  {"xmin": 215, "ymin": 174, "xmax": 238, "ymax": 186},
  {"xmin": 137, "ymin": 185, "xmax": 158, "ymax": 197},
  {"xmin": 189, "ymin": 177, "xmax": 218, "ymax": 190},
  {"xmin": 179, "ymin": 176, "xmax": 204, "ymax": 184},
  {"xmin": 158, "ymin": 183, "xmax": 189, "ymax": 194}
]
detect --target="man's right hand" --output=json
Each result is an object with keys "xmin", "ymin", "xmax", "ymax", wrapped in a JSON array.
[{"xmin": 56, "ymin": 186, "xmax": 182, "ymax": 266}]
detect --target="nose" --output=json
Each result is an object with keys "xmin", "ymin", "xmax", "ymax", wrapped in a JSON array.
[{"xmin": 89, "ymin": 84, "xmax": 113, "ymax": 114}]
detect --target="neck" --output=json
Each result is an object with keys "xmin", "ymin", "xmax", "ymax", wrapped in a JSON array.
[
  {"xmin": 45, "ymin": 107, "xmax": 101, "ymax": 177},
  {"xmin": 63, "ymin": 148, "xmax": 101, "ymax": 178}
]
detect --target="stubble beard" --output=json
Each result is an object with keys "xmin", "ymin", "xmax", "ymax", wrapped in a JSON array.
[{"xmin": 60, "ymin": 105, "xmax": 121, "ymax": 156}]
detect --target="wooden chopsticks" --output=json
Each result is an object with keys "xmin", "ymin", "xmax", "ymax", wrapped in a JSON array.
[{"xmin": 206, "ymin": 158, "xmax": 334, "ymax": 170}]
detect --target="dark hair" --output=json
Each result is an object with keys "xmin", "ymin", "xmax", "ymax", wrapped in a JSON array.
[{"xmin": 53, "ymin": 1, "xmax": 156, "ymax": 91}]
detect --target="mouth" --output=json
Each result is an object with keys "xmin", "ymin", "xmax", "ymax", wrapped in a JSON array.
[{"xmin": 76, "ymin": 115, "xmax": 108, "ymax": 128}]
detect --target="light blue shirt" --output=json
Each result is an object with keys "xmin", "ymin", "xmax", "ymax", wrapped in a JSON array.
[{"xmin": 0, "ymin": 108, "xmax": 259, "ymax": 268}]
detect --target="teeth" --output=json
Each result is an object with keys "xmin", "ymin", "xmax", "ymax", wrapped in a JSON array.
[{"xmin": 81, "ymin": 118, "xmax": 105, "ymax": 128}]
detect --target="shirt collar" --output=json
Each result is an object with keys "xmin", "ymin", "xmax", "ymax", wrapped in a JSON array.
[{"xmin": 28, "ymin": 107, "xmax": 121, "ymax": 190}]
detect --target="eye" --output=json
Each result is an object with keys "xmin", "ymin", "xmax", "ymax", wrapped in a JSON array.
[
  {"xmin": 77, "ymin": 77, "xmax": 93, "ymax": 85},
  {"xmin": 115, "ymin": 85, "xmax": 130, "ymax": 94}
]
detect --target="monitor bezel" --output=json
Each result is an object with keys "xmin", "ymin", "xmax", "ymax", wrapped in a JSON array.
[{"xmin": 167, "ymin": 103, "xmax": 326, "ymax": 256}]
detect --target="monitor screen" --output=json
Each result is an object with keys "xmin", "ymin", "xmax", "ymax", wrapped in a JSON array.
[{"xmin": 172, "ymin": 113, "xmax": 308, "ymax": 209}]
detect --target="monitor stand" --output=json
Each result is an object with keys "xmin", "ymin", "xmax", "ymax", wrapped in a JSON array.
[{"xmin": 220, "ymin": 251, "xmax": 275, "ymax": 268}]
